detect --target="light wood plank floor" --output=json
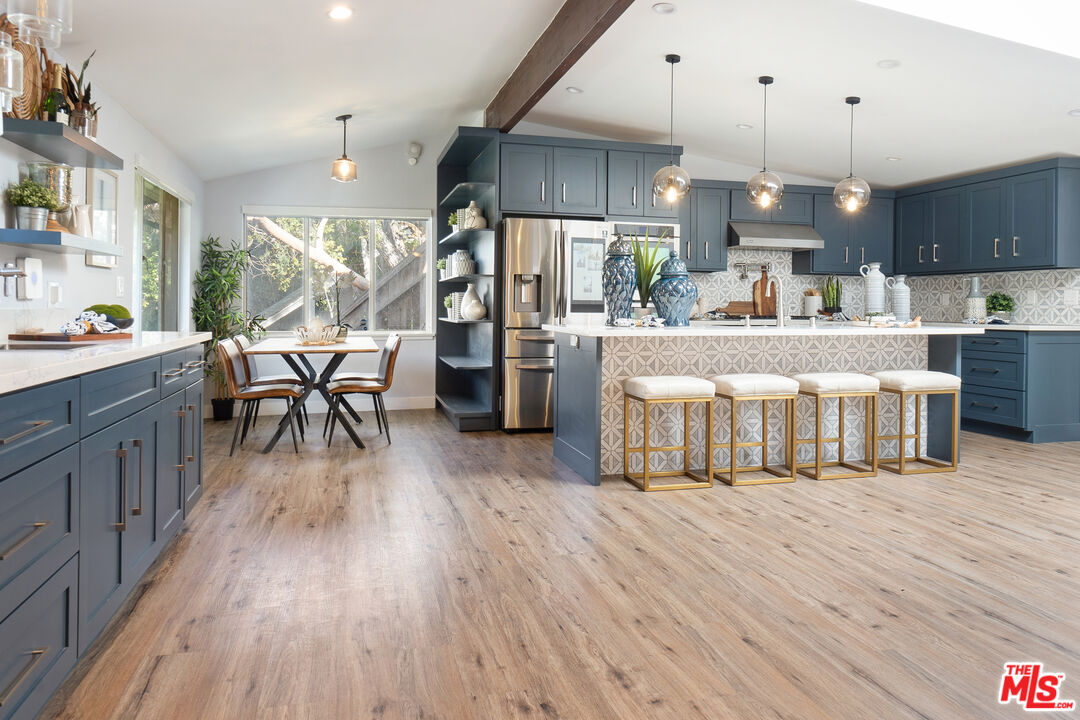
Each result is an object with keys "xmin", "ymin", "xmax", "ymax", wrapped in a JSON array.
[{"xmin": 44, "ymin": 409, "xmax": 1080, "ymax": 719}]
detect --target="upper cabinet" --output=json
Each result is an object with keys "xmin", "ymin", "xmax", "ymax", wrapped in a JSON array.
[
  {"xmin": 642, "ymin": 152, "xmax": 679, "ymax": 217},
  {"xmin": 730, "ymin": 191, "xmax": 813, "ymax": 224},
  {"xmin": 896, "ymin": 188, "xmax": 967, "ymax": 274},
  {"xmin": 1005, "ymin": 171, "xmax": 1056, "ymax": 268},
  {"xmin": 681, "ymin": 185, "xmax": 727, "ymax": 272},
  {"xmin": 553, "ymin": 147, "xmax": 606, "ymax": 215},
  {"xmin": 793, "ymin": 194, "xmax": 893, "ymax": 275},
  {"xmin": 607, "ymin": 150, "xmax": 645, "ymax": 216},
  {"xmin": 500, "ymin": 144, "xmax": 553, "ymax": 213}
]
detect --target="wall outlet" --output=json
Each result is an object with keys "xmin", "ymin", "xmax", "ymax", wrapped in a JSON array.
[
  {"xmin": 116, "ymin": 275, "xmax": 125, "ymax": 297},
  {"xmin": 48, "ymin": 282, "xmax": 62, "ymax": 306},
  {"xmin": 1065, "ymin": 289, "xmax": 1080, "ymax": 307}
]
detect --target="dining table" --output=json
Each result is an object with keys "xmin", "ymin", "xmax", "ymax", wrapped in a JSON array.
[{"xmin": 244, "ymin": 335, "xmax": 379, "ymax": 452}]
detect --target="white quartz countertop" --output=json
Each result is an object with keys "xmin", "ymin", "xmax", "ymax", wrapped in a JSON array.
[
  {"xmin": 0, "ymin": 331, "xmax": 211, "ymax": 394},
  {"xmin": 542, "ymin": 323, "xmax": 986, "ymax": 338},
  {"xmin": 928, "ymin": 322, "xmax": 1080, "ymax": 332}
]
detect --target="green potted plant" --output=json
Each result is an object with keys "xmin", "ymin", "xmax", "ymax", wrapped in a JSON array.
[
  {"xmin": 631, "ymin": 228, "xmax": 668, "ymax": 312},
  {"xmin": 436, "ymin": 257, "xmax": 447, "ymax": 279},
  {"xmin": 6, "ymin": 178, "xmax": 60, "ymax": 231},
  {"xmin": 986, "ymin": 291, "xmax": 1015, "ymax": 322},
  {"xmin": 443, "ymin": 294, "xmax": 453, "ymax": 318},
  {"xmin": 65, "ymin": 51, "xmax": 99, "ymax": 137},
  {"xmin": 192, "ymin": 236, "xmax": 265, "ymax": 420},
  {"xmin": 822, "ymin": 275, "xmax": 843, "ymax": 313},
  {"xmin": 447, "ymin": 211, "xmax": 459, "ymax": 233}
]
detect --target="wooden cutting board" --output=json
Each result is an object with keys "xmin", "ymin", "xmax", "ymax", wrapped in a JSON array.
[
  {"xmin": 9, "ymin": 332, "xmax": 133, "ymax": 342},
  {"xmin": 752, "ymin": 268, "xmax": 777, "ymax": 316},
  {"xmin": 714, "ymin": 301, "xmax": 756, "ymax": 316}
]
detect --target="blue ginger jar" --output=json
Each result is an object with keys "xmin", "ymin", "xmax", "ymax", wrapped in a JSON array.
[
  {"xmin": 651, "ymin": 250, "xmax": 698, "ymax": 327},
  {"xmin": 602, "ymin": 234, "xmax": 636, "ymax": 325}
]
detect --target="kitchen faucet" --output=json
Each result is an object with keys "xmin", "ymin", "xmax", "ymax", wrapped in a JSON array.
[{"xmin": 768, "ymin": 271, "xmax": 785, "ymax": 328}]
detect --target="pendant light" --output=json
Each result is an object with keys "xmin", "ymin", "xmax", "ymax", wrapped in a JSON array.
[
  {"xmin": 330, "ymin": 114, "xmax": 357, "ymax": 183},
  {"xmin": 745, "ymin": 76, "xmax": 784, "ymax": 209},
  {"xmin": 0, "ymin": 34, "xmax": 24, "ymax": 135},
  {"xmin": 651, "ymin": 53, "xmax": 690, "ymax": 204},
  {"xmin": 834, "ymin": 96, "xmax": 871, "ymax": 213},
  {"xmin": 8, "ymin": 0, "xmax": 74, "ymax": 49}
]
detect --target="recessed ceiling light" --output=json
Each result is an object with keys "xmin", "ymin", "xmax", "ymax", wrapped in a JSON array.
[
  {"xmin": 876, "ymin": 59, "xmax": 900, "ymax": 69},
  {"xmin": 652, "ymin": 2, "xmax": 677, "ymax": 14},
  {"xmin": 328, "ymin": 5, "xmax": 352, "ymax": 20},
  {"xmin": 735, "ymin": 123, "xmax": 754, "ymax": 130},
  {"xmin": 886, "ymin": 156, "xmax": 902, "ymax": 162},
  {"xmin": 1068, "ymin": 108, "xmax": 1080, "ymax": 117},
  {"xmin": 566, "ymin": 86, "xmax": 584, "ymax": 94}
]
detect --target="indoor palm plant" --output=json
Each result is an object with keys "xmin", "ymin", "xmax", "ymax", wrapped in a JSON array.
[
  {"xmin": 631, "ymin": 228, "xmax": 668, "ymax": 310},
  {"xmin": 6, "ymin": 178, "xmax": 59, "ymax": 231},
  {"xmin": 192, "ymin": 236, "xmax": 265, "ymax": 420}
]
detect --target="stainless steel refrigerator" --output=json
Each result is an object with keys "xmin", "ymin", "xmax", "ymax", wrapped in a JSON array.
[{"xmin": 501, "ymin": 217, "xmax": 678, "ymax": 430}]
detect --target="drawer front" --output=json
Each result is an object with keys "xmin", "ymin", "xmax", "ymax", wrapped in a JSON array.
[
  {"xmin": 960, "ymin": 351, "xmax": 1027, "ymax": 391},
  {"xmin": 184, "ymin": 345, "xmax": 205, "ymax": 386},
  {"xmin": 159, "ymin": 348, "xmax": 189, "ymax": 397},
  {"xmin": 0, "ymin": 380, "xmax": 78, "ymax": 480},
  {"xmin": 81, "ymin": 357, "xmax": 160, "ymax": 437},
  {"xmin": 0, "ymin": 555, "xmax": 78, "ymax": 720},
  {"xmin": 961, "ymin": 387, "xmax": 1026, "ymax": 428},
  {"xmin": 0, "ymin": 446, "xmax": 79, "ymax": 623},
  {"xmin": 961, "ymin": 331, "xmax": 1026, "ymax": 353}
]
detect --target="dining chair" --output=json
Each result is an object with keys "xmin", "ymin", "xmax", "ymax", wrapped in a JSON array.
[
  {"xmin": 216, "ymin": 340, "xmax": 304, "ymax": 455},
  {"xmin": 325, "ymin": 334, "xmax": 402, "ymax": 446},
  {"xmin": 233, "ymin": 335, "xmax": 309, "ymax": 428}
]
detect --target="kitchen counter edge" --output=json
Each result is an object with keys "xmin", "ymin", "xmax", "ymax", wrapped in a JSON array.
[{"xmin": 541, "ymin": 323, "xmax": 986, "ymax": 338}]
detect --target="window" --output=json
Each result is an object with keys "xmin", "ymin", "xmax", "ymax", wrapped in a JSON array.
[
  {"xmin": 141, "ymin": 178, "xmax": 181, "ymax": 331},
  {"xmin": 243, "ymin": 209, "xmax": 430, "ymax": 333}
]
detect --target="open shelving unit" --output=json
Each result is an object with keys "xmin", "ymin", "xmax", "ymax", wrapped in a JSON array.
[
  {"xmin": 439, "ymin": 228, "xmax": 494, "ymax": 247},
  {"xmin": 437, "ymin": 355, "xmax": 494, "ymax": 370}
]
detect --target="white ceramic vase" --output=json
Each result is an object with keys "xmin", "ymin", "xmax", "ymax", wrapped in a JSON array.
[
  {"xmin": 803, "ymin": 294, "xmax": 823, "ymax": 317},
  {"xmin": 859, "ymin": 261, "xmax": 886, "ymax": 314},
  {"xmin": 452, "ymin": 249, "xmax": 472, "ymax": 277},
  {"xmin": 461, "ymin": 283, "xmax": 486, "ymax": 320},
  {"xmin": 887, "ymin": 274, "xmax": 911, "ymax": 322}
]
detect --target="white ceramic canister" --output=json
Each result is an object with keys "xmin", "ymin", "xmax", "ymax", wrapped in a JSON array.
[
  {"xmin": 887, "ymin": 275, "xmax": 911, "ymax": 322},
  {"xmin": 803, "ymin": 294, "xmax": 823, "ymax": 316},
  {"xmin": 859, "ymin": 261, "xmax": 886, "ymax": 314},
  {"xmin": 452, "ymin": 249, "xmax": 472, "ymax": 277}
]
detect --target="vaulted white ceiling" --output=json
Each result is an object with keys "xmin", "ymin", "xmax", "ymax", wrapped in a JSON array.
[{"xmin": 525, "ymin": 0, "xmax": 1080, "ymax": 188}]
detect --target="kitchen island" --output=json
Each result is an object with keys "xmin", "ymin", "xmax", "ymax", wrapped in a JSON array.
[{"xmin": 545, "ymin": 322, "xmax": 984, "ymax": 485}]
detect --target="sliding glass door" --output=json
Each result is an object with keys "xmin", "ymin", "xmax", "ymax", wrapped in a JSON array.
[{"xmin": 141, "ymin": 178, "xmax": 180, "ymax": 331}]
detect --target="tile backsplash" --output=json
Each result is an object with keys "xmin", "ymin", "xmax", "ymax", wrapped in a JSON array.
[{"xmin": 691, "ymin": 249, "xmax": 1080, "ymax": 325}]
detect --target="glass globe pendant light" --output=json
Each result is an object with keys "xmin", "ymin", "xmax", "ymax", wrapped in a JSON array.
[
  {"xmin": 745, "ymin": 75, "xmax": 783, "ymax": 209},
  {"xmin": 834, "ymin": 96, "xmax": 871, "ymax": 213},
  {"xmin": 330, "ymin": 114, "xmax": 358, "ymax": 183},
  {"xmin": 8, "ymin": 0, "xmax": 74, "ymax": 49},
  {"xmin": 651, "ymin": 53, "xmax": 690, "ymax": 204}
]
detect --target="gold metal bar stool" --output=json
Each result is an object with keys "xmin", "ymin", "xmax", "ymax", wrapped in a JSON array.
[
  {"xmin": 623, "ymin": 376, "xmax": 715, "ymax": 491},
  {"xmin": 708, "ymin": 374, "xmax": 799, "ymax": 486},
  {"xmin": 793, "ymin": 372, "xmax": 880, "ymax": 480},
  {"xmin": 869, "ymin": 370, "xmax": 961, "ymax": 474}
]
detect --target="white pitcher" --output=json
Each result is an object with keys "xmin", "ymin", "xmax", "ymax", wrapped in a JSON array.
[
  {"xmin": 887, "ymin": 274, "xmax": 910, "ymax": 322},
  {"xmin": 859, "ymin": 261, "xmax": 886, "ymax": 314}
]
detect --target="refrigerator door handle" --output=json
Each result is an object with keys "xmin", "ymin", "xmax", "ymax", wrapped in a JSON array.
[{"xmin": 559, "ymin": 230, "xmax": 568, "ymax": 320}]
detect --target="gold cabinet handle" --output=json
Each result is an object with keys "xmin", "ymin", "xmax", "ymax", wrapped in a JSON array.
[
  {"xmin": 114, "ymin": 448, "xmax": 128, "ymax": 532},
  {"xmin": 184, "ymin": 360, "xmax": 204, "ymax": 370},
  {"xmin": 175, "ymin": 410, "xmax": 186, "ymax": 471},
  {"xmin": 130, "ymin": 439, "xmax": 144, "ymax": 516},
  {"xmin": 0, "ymin": 648, "xmax": 49, "ymax": 707},
  {"xmin": 1012, "ymin": 235, "xmax": 1019, "ymax": 257},
  {"xmin": 163, "ymin": 369, "xmax": 185, "ymax": 378},
  {"xmin": 993, "ymin": 237, "xmax": 1000, "ymax": 258},
  {"xmin": 187, "ymin": 404, "xmax": 197, "ymax": 462},
  {"xmin": 0, "ymin": 419, "xmax": 53, "ymax": 445},
  {"xmin": 0, "ymin": 521, "xmax": 50, "ymax": 560}
]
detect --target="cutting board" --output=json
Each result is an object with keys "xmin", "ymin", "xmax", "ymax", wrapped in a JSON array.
[
  {"xmin": 714, "ymin": 301, "xmax": 756, "ymax": 316},
  {"xmin": 752, "ymin": 268, "xmax": 777, "ymax": 316},
  {"xmin": 9, "ymin": 332, "xmax": 133, "ymax": 342}
]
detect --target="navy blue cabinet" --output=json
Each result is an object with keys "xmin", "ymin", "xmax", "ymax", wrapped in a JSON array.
[
  {"xmin": 607, "ymin": 150, "xmax": 645, "ymax": 216},
  {"xmin": 1006, "ymin": 171, "xmax": 1055, "ymax": 268},
  {"xmin": 642, "ymin": 152, "xmax": 678, "ymax": 217},
  {"xmin": 731, "ymin": 191, "xmax": 813, "ymax": 224},
  {"xmin": 967, "ymin": 179, "xmax": 1006, "ymax": 268},
  {"xmin": 184, "ymin": 381, "xmax": 204, "ymax": 514},
  {"xmin": 683, "ymin": 186, "xmax": 727, "ymax": 271},
  {"xmin": 553, "ymin": 147, "xmax": 605, "ymax": 215},
  {"xmin": 157, "ymin": 391, "xmax": 187, "ymax": 543},
  {"xmin": 500, "ymin": 144, "xmax": 553, "ymax": 213},
  {"xmin": 854, "ymin": 197, "xmax": 895, "ymax": 274},
  {"xmin": 896, "ymin": 189, "xmax": 967, "ymax": 274},
  {"xmin": 897, "ymin": 194, "xmax": 930, "ymax": 273},
  {"xmin": 0, "ymin": 380, "xmax": 78, "ymax": 479},
  {"xmin": 793, "ymin": 195, "xmax": 893, "ymax": 275}
]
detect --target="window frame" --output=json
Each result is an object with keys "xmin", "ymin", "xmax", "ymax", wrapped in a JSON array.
[{"xmin": 241, "ymin": 205, "xmax": 434, "ymax": 337}]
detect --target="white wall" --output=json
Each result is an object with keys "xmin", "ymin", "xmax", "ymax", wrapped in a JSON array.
[
  {"xmin": 202, "ymin": 132, "xmax": 447, "ymax": 410},
  {"xmin": 0, "ymin": 81, "xmax": 204, "ymax": 338}
]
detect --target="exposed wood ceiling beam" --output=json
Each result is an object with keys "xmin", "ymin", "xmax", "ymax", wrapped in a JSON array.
[{"xmin": 484, "ymin": 0, "xmax": 634, "ymax": 132}]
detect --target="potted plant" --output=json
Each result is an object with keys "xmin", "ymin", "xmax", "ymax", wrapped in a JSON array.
[
  {"xmin": 443, "ymin": 294, "xmax": 453, "ymax": 318},
  {"xmin": 986, "ymin": 291, "xmax": 1015, "ymax": 322},
  {"xmin": 192, "ymin": 236, "xmax": 265, "ymax": 420},
  {"xmin": 823, "ymin": 275, "xmax": 843, "ymax": 314},
  {"xmin": 436, "ymin": 257, "xmax": 447, "ymax": 280},
  {"xmin": 6, "ymin": 178, "xmax": 59, "ymax": 231},
  {"xmin": 447, "ymin": 211, "xmax": 459, "ymax": 234},
  {"xmin": 65, "ymin": 51, "xmax": 99, "ymax": 138},
  {"xmin": 631, "ymin": 228, "xmax": 667, "ymax": 314}
]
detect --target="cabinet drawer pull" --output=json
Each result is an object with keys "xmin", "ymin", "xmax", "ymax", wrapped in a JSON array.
[
  {"xmin": 918, "ymin": 245, "xmax": 924, "ymax": 263},
  {"xmin": 970, "ymin": 339, "xmax": 1001, "ymax": 345},
  {"xmin": 0, "ymin": 647, "xmax": 49, "ymax": 707},
  {"xmin": 561, "ymin": 182, "xmax": 566, "ymax": 204},
  {"xmin": 131, "ymin": 439, "xmax": 144, "ymax": 516},
  {"xmin": 686, "ymin": 239, "xmax": 691, "ymax": 261},
  {"xmin": 163, "ymin": 369, "xmax": 185, "ymax": 378},
  {"xmin": 704, "ymin": 241, "xmax": 709, "ymax": 260},
  {"xmin": 540, "ymin": 180, "xmax": 545, "ymax": 203},
  {"xmin": 632, "ymin": 185, "xmax": 637, "ymax": 207},
  {"xmin": 184, "ymin": 360, "xmax": 204, "ymax": 370},
  {"xmin": 0, "ymin": 521, "xmax": 50, "ymax": 560},
  {"xmin": 187, "ymin": 404, "xmax": 197, "ymax": 462},
  {"xmin": 515, "ymin": 334, "xmax": 554, "ymax": 342},
  {"xmin": 993, "ymin": 237, "xmax": 1000, "ymax": 258},
  {"xmin": 115, "ymin": 448, "xmax": 128, "ymax": 532},
  {"xmin": 517, "ymin": 364, "xmax": 554, "ymax": 372},
  {"xmin": 175, "ymin": 410, "xmax": 186, "ymax": 471},
  {"xmin": 0, "ymin": 419, "xmax": 53, "ymax": 445},
  {"xmin": 1012, "ymin": 235, "xmax": 1019, "ymax": 257},
  {"xmin": 969, "ymin": 367, "xmax": 1000, "ymax": 374},
  {"xmin": 860, "ymin": 246, "xmax": 865, "ymax": 264},
  {"xmin": 970, "ymin": 401, "xmax": 999, "ymax": 410},
  {"xmin": 932, "ymin": 243, "xmax": 939, "ymax": 262}
]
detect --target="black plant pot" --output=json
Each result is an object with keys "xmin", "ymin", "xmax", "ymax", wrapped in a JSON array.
[
  {"xmin": 823, "ymin": 306, "xmax": 843, "ymax": 315},
  {"xmin": 211, "ymin": 398, "xmax": 235, "ymax": 421}
]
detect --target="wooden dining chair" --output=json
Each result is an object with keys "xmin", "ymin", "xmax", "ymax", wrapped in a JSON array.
[
  {"xmin": 216, "ymin": 340, "xmax": 304, "ymax": 455},
  {"xmin": 233, "ymin": 335, "xmax": 309, "ymax": 428},
  {"xmin": 325, "ymin": 334, "xmax": 401, "ymax": 446}
]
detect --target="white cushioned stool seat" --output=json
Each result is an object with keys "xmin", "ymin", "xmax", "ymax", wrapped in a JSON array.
[
  {"xmin": 869, "ymin": 370, "xmax": 961, "ymax": 392},
  {"xmin": 709, "ymin": 373, "xmax": 800, "ymax": 397},
  {"xmin": 624, "ymin": 375, "xmax": 715, "ymax": 400},
  {"xmin": 793, "ymin": 372, "xmax": 880, "ymax": 394}
]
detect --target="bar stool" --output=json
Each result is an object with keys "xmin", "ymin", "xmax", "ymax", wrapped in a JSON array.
[
  {"xmin": 623, "ymin": 376, "xmax": 715, "ymax": 491},
  {"xmin": 793, "ymin": 372, "xmax": 879, "ymax": 480},
  {"xmin": 869, "ymin": 370, "xmax": 961, "ymax": 474},
  {"xmin": 708, "ymin": 374, "xmax": 799, "ymax": 486}
]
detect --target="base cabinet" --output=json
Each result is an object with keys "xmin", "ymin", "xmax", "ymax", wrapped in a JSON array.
[{"xmin": 183, "ymin": 381, "xmax": 204, "ymax": 514}]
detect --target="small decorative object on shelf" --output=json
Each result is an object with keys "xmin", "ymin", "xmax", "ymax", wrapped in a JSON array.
[
  {"xmin": 460, "ymin": 283, "xmax": 486, "ymax": 320},
  {"xmin": 964, "ymin": 276, "xmax": 987, "ymax": 321},
  {"xmin": 859, "ymin": 261, "xmax": 886, "ymax": 314},
  {"xmin": 27, "ymin": 161, "xmax": 72, "ymax": 211},
  {"xmin": 460, "ymin": 200, "xmax": 487, "ymax": 230},
  {"xmin": 447, "ymin": 211, "xmax": 459, "ymax": 235},
  {"xmin": 451, "ymin": 291, "xmax": 465, "ymax": 320},
  {"xmin": 436, "ymin": 258, "xmax": 447, "ymax": 279},
  {"xmin": 64, "ymin": 50, "xmax": 98, "ymax": 139},
  {"xmin": 650, "ymin": 250, "xmax": 698, "ymax": 327},
  {"xmin": 451, "ymin": 248, "xmax": 473, "ymax": 277},
  {"xmin": 443, "ymin": 294, "xmax": 453, "ymax": 318},
  {"xmin": 631, "ymin": 228, "xmax": 666, "ymax": 309},
  {"xmin": 888, "ymin": 274, "xmax": 911, "ymax": 323},
  {"xmin": 822, "ymin": 275, "xmax": 843, "ymax": 314},
  {"xmin": 986, "ymin": 291, "xmax": 1015, "ymax": 323},
  {"xmin": 41, "ymin": 63, "xmax": 68, "ymax": 123},
  {"xmin": 6, "ymin": 177, "xmax": 58, "ymax": 230},
  {"xmin": 602, "ymin": 233, "xmax": 636, "ymax": 325}
]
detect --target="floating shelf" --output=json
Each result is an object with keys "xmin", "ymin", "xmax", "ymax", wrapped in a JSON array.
[
  {"xmin": 438, "ymin": 317, "xmax": 492, "ymax": 324},
  {"xmin": 0, "ymin": 119, "xmax": 124, "ymax": 170},
  {"xmin": 438, "ymin": 228, "xmax": 494, "ymax": 246},
  {"xmin": 438, "ymin": 273, "xmax": 493, "ymax": 283},
  {"xmin": 435, "ymin": 392, "xmax": 491, "ymax": 418},
  {"xmin": 0, "ymin": 228, "xmax": 123, "ymax": 256},
  {"xmin": 440, "ymin": 182, "xmax": 495, "ymax": 208},
  {"xmin": 438, "ymin": 355, "xmax": 493, "ymax": 370}
]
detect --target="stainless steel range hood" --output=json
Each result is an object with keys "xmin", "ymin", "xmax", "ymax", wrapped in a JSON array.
[{"xmin": 728, "ymin": 221, "xmax": 824, "ymax": 250}]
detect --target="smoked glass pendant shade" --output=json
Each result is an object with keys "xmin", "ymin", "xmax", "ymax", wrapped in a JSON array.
[
  {"xmin": 8, "ymin": 0, "xmax": 74, "ymax": 49},
  {"xmin": 834, "ymin": 175, "xmax": 871, "ymax": 213},
  {"xmin": 330, "ymin": 156, "xmax": 357, "ymax": 183},
  {"xmin": 745, "ymin": 169, "xmax": 784, "ymax": 209},
  {"xmin": 652, "ymin": 163, "xmax": 690, "ymax": 204},
  {"xmin": 0, "ymin": 34, "xmax": 24, "ymax": 116}
]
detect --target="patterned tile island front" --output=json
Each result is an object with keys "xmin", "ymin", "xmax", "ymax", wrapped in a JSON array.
[{"xmin": 546, "ymin": 323, "xmax": 984, "ymax": 484}]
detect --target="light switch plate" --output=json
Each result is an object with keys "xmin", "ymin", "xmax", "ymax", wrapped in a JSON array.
[
  {"xmin": 116, "ymin": 275, "xmax": 125, "ymax": 297},
  {"xmin": 48, "ymin": 282, "xmax": 62, "ymax": 306}
]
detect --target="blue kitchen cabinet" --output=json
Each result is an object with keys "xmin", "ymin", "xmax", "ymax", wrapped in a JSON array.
[
  {"xmin": 967, "ymin": 179, "xmax": 1007, "ymax": 268},
  {"xmin": 1006, "ymin": 171, "xmax": 1055, "ymax": 268},
  {"xmin": 896, "ymin": 194, "xmax": 930, "ymax": 274},
  {"xmin": 730, "ymin": 191, "xmax": 813, "ymax": 224},
  {"xmin": 184, "ymin": 381, "xmax": 204, "ymax": 515},
  {"xmin": 642, "ymin": 152, "xmax": 679, "ymax": 218},
  {"xmin": 793, "ymin": 195, "xmax": 893, "ymax": 275},
  {"xmin": 157, "ymin": 391, "xmax": 187, "ymax": 543},
  {"xmin": 682, "ymin": 185, "xmax": 727, "ymax": 271},
  {"xmin": 929, "ymin": 187, "xmax": 968, "ymax": 271},
  {"xmin": 553, "ymin": 146, "xmax": 605, "ymax": 215},
  {"xmin": 607, "ymin": 150, "xmax": 645, "ymax": 216},
  {"xmin": 853, "ymin": 198, "xmax": 894, "ymax": 275},
  {"xmin": 500, "ymin": 144, "xmax": 553, "ymax": 213}
]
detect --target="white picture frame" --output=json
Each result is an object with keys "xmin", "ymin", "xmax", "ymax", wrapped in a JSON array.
[{"xmin": 85, "ymin": 168, "xmax": 119, "ymax": 268}]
